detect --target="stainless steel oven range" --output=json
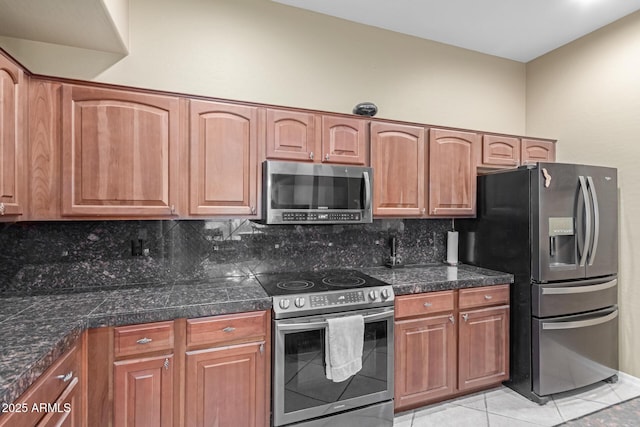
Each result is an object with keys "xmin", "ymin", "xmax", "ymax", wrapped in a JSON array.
[{"xmin": 256, "ymin": 270, "xmax": 395, "ymax": 427}]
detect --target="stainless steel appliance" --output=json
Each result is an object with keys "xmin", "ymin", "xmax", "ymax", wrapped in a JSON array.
[
  {"xmin": 458, "ymin": 163, "xmax": 618, "ymax": 404},
  {"xmin": 262, "ymin": 160, "xmax": 373, "ymax": 224},
  {"xmin": 256, "ymin": 270, "xmax": 395, "ymax": 426}
]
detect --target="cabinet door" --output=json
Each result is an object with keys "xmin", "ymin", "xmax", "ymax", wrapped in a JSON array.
[
  {"xmin": 265, "ymin": 108, "xmax": 318, "ymax": 162},
  {"xmin": 0, "ymin": 53, "xmax": 25, "ymax": 218},
  {"xmin": 481, "ymin": 135, "xmax": 520, "ymax": 168},
  {"xmin": 114, "ymin": 354, "xmax": 174, "ymax": 427},
  {"xmin": 521, "ymin": 138, "xmax": 556, "ymax": 164},
  {"xmin": 458, "ymin": 305, "xmax": 509, "ymax": 392},
  {"xmin": 394, "ymin": 314, "xmax": 456, "ymax": 410},
  {"xmin": 371, "ymin": 122, "xmax": 426, "ymax": 216},
  {"xmin": 428, "ymin": 128, "xmax": 480, "ymax": 217},
  {"xmin": 185, "ymin": 341, "xmax": 266, "ymax": 427},
  {"xmin": 61, "ymin": 85, "xmax": 180, "ymax": 217},
  {"xmin": 189, "ymin": 100, "xmax": 260, "ymax": 216},
  {"xmin": 321, "ymin": 116, "xmax": 367, "ymax": 165}
]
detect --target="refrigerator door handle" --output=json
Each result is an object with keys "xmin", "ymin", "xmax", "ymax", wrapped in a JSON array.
[
  {"xmin": 578, "ymin": 176, "xmax": 592, "ymax": 267},
  {"xmin": 587, "ymin": 176, "xmax": 600, "ymax": 266},
  {"xmin": 541, "ymin": 278, "xmax": 617, "ymax": 295},
  {"xmin": 542, "ymin": 310, "xmax": 617, "ymax": 330}
]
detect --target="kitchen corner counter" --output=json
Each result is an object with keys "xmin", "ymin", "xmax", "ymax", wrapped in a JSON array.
[
  {"xmin": 360, "ymin": 263, "xmax": 514, "ymax": 295},
  {"xmin": 0, "ymin": 277, "xmax": 271, "ymax": 409}
]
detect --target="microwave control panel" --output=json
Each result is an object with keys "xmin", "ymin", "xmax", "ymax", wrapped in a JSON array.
[{"xmin": 282, "ymin": 212, "xmax": 361, "ymax": 222}]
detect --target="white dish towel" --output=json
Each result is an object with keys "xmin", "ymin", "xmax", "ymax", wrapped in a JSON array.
[{"xmin": 325, "ymin": 314, "xmax": 364, "ymax": 382}]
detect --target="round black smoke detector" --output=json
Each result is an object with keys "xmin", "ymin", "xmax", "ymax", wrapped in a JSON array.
[{"xmin": 353, "ymin": 102, "xmax": 378, "ymax": 117}]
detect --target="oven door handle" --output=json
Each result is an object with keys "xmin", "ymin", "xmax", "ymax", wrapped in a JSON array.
[{"xmin": 277, "ymin": 310, "xmax": 394, "ymax": 332}]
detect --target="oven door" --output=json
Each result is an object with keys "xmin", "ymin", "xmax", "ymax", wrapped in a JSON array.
[{"xmin": 273, "ymin": 307, "xmax": 394, "ymax": 426}]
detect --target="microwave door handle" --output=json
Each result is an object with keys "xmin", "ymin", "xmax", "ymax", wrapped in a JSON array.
[
  {"xmin": 578, "ymin": 176, "xmax": 592, "ymax": 267},
  {"xmin": 586, "ymin": 176, "xmax": 600, "ymax": 266},
  {"xmin": 363, "ymin": 171, "xmax": 371, "ymax": 212}
]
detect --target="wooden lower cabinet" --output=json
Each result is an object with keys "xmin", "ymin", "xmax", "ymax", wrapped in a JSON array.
[
  {"xmin": 0, "ymin": 335, "xmax": 84, "ymax": 427},
  {"xmin": 394, "ymin": 285, "xmax": 509, "ymax": 412},
  {"xmin": 458, "ymin": 305, "xmax": 510, "ymax": 392},
  {"xmin": 87, "ymin": 311, "xmax": 270, "ymax": 426},
  {"xmin": 113, "ymin": 355, "xmax": 174, "ymax": 427},
  {"xmin": 185, "ymin": 341, "xmax": 266, "ymax": 427},
  {"xmin": 395, "ymin": 313, "xmax": 456, "ymax": 409}
]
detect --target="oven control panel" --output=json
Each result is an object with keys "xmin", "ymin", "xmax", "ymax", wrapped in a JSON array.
[
  {"xmin": 272, "ymin": 285, "xmax": 395, "ymax": 319},
  {"xmin": 310, "ymin": 291, "xmax": 365, "ymax": 307}
]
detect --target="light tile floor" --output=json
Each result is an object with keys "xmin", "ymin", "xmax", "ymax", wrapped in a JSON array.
[{"xmin": 394, "ymin": 372, "xmax": 640, "ymax": 427}]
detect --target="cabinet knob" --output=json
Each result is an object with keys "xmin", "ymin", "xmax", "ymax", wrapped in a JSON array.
[
  {"xmin": 164, "ymin": 358, "xmax": 170, "ymax": 370},
  {"xmin": 449, "ymin": 315, "xmax": 455, "ymax": 324},
  {"xmin": 421, "ymin": 208, "xmax": 426, "ymax": 215},
  {"xmin": 325, "ymin": 154, "xmax": 330, "ymax": 161},
  {"xmin": 250, "ymin": 206, "xmax": 256, "ymax": 215},
  {"xmin": 170, "ymin": 205, "xmax": 176, "ymax": 215},
  {"xmin": 309, "ymin": 152, "xmax": 314, "ymax": 160},
  {"xmin": 462, "ymin": 313, "xmax": 469, "ymax": 322},
  {"xmin": 0, "ymin": 203, "xmax": 5, "ymax": 216}
]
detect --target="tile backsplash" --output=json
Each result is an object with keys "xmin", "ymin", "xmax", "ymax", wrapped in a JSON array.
[{"xmin": 0, "ymin": 219, "xmax": 451, "ymax": 295}]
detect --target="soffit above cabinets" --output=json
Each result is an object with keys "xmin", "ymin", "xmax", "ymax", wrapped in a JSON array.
[
  {"xmin": 272, "ymin": 0, "xmax": 640, "ymax": 62},
  {"xmin": 0, "ymin": 0, "xmax": 128, "ymax": 54}
]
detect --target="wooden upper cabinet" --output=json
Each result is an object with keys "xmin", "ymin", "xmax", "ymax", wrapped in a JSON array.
[
  {"xmin": 521, "ymin": 138, "xmax": 556, "ymax": 164},
  {"xmin": 371, "ymin": 122, "xmax": 426, "ymax": 217},
  {"xmin": 266, "ymin": 109, "xmax": 368, "ymax": 165},
  {"xmin": 266, "ymin": 108, "xmax": 318, "ymax": 162},
  {"xmin": 321, "ymin": 116, "xmax": 367, "ymax": 165},
  {"xmin": 481, "ymin": 134, "xmax": 520, "ymax": 168},
  {"xmin": 0, "ymin": 53, "xmax": 26, "ymax": 219},
  {"xmin": 189, "ymin": 100, "xmax": 261, "ymax": 216},
  {"xmin": 428, "ymin": 128, "xmax": 480, "ymax": 217},
  {"xmin": 61, "ymin": 85, "xmax": 181, "ymax": 217}
]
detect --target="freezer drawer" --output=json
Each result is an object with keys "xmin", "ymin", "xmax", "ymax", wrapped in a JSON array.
[
  {"xmin": 532, "ymin": 307, "xmax": 618, "ymax": 396},
  {"xmin": 532, "ymin": 277, "xmax": 617, "ymax": 318}
]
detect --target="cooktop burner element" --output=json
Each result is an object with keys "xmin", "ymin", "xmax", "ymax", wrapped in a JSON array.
[
  {"xmin": 276, "ymin": 280, "xmax": 315, "ymax": 291},
  {"xmin": 256, "ymin": 269, "xmax": 395, "ymax": 319}
]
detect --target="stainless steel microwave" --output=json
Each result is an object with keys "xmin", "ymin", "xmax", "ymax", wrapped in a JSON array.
[{"xmin": 262, "ymin": 160, "xmax": 373, "ymax": 224}]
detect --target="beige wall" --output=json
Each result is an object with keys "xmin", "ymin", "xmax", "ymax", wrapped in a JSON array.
[
  {"xmin": 527, "ymin": 11, "xmax": 640, "ymax": 377},
  {"xmin": 0, "ymin": 0, "xmax": 526, "ymax": 135}
]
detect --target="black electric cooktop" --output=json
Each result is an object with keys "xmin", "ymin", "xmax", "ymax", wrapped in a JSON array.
[{"xmin": 255, "ymin": 269, "xmax": 389, "ymax": 297}]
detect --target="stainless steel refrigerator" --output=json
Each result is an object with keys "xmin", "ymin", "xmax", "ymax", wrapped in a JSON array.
[{"xmin": 458, "ymin": 162, "xmax": 618, "ymax": 404}]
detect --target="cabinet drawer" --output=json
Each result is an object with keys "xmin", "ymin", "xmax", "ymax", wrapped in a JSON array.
[
  {"xmin": 395, "ymin": 290, "xmax": 455, "ymax": 319},
  {"xmin": 187, "ymin": 311, "xmax": 267, "ymax": 348},
  {"xmin": 0, "ymin": 343, "xmax": 80, "ymax": 427},
  {"xmin": 114, "ymin": 321, "xmax": 174, "ymax": 358},
  {"xmin": 459, "ymin": 285, "xmax": 509, "ymax": 309}
]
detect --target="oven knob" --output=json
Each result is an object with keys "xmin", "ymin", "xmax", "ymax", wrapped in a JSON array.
[
  {"xmin": 279, "ymin": 299, "xmax": 291, "ymax": 310},
  {"xmin": 369, "ymin": 290, "xmax": 379, "ymax": 301},
  {"xmin": 381, "ymin": 289, "xmax": 390, "ymax": 300},
  {"xmin": 295, "ymin": 297, "xmax": 306, "ymax": 308}
]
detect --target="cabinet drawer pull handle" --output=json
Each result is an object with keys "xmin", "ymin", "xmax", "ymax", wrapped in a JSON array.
[
  {"xmin": 462, "ymin": 313, "xmax": 469, "ymax": 322},
  {"xmin": 223, "ymin": 326, "xmax": 236, "ymax": 333},
  {"xmin": 0, "ymin": 203, "xmax": 5, "ymax": 216},
  {"xmin": 423, "ymin": 302, "xmax": 432, "ymax": 308},
  {"xmin": 484, "ymin": 295, "xmax": 493, "ymax": 300},
  {"xmin": 164, "ymin": 358, "xmax": 170, "ymax": 370},
  {"xmin": 309, "ymin": 152, "xmax": 314, "ymax": 160},
  {"xmin": 137, "ymin": 337, "xmax": 153, "ymax": 345},
  {"xmin": 324, "ymin": 154, "xmax": 330, "ymax": 161},
  {"xmin": 260, "ymin": 343, "xmax": 265, "ymax": 354},
  {"xmin": 56, "ymin": 371, "xmax": 73, "ymax": 382}
]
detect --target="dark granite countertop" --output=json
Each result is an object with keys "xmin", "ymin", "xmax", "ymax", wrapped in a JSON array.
[
  {"xmin": 0, "ymin": 262, "xmax": 512, "ymax": 411},
  {"xmin": 360, "ymin": 263, "xmax": 514, "ymax": 295},
  {"xmin": 0, "ymin": 276, "xmax": 271, "ymax": 409}
]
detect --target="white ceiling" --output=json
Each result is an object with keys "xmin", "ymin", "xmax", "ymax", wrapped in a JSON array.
[{"xmin": 272, "ymin": 0, "xmax": 640, "ymax": 62}]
